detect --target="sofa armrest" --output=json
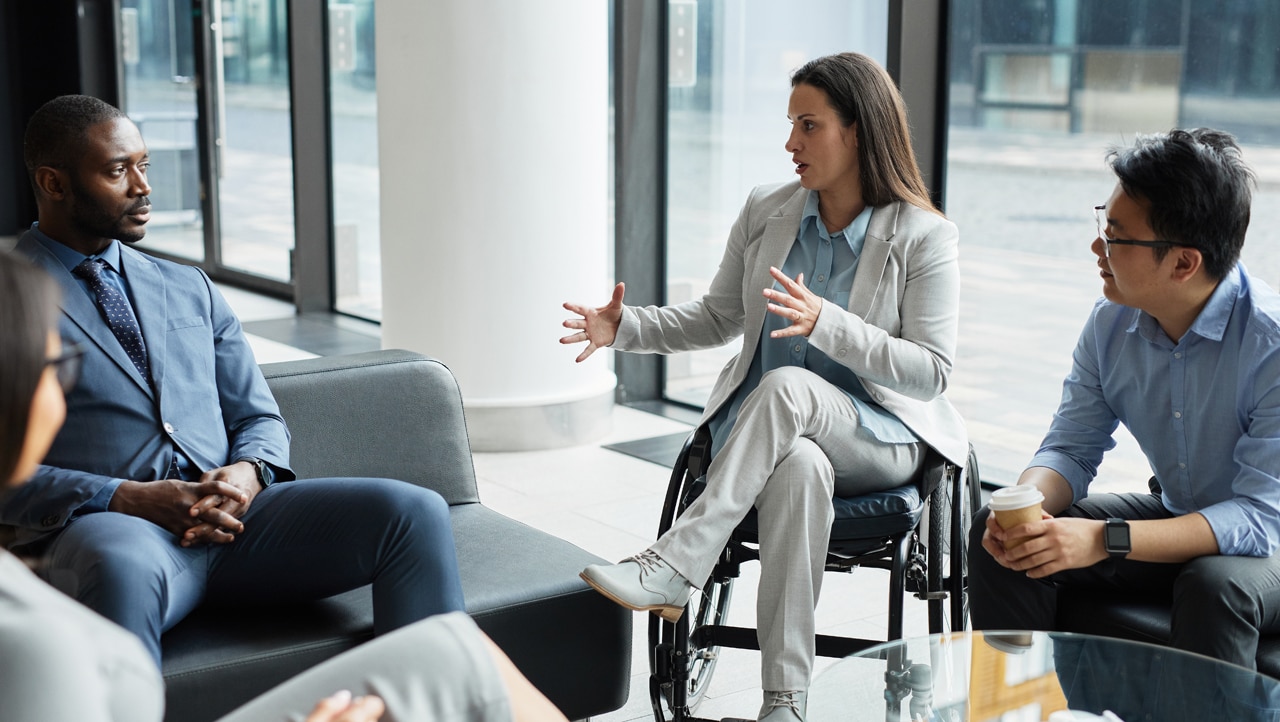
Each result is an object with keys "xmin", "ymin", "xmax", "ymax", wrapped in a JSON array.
[{"xmin": 260, "ymin": 349, "xmax": 480, "ymax": 506}]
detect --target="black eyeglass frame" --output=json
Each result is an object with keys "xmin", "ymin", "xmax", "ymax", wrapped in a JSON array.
[
  {"xmin": 1093, "ymin": 205, "xmax": 1188, "ymax": 258},
  {"xmin": 46, "ymin": 343, "xmax": 85, "ymax": 394}
]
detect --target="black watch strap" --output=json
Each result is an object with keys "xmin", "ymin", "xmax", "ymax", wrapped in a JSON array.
[
  {"xmin": 237, "ymin": 457, "xmax": 273, "ymax": 489},
  {"xmin": 1104, "ymin": 518, "xmax": 1131, "ymax": 558}
]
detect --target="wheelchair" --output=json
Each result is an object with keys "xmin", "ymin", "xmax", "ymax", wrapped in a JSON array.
[{"xmin": 648, "ymin": 426, "xmax": 981, "ymax": 722}]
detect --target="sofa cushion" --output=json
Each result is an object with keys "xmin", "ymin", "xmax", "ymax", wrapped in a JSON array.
[{"xmin": 162, "ymin": 503, "xmax": 631, "ymax": 722}]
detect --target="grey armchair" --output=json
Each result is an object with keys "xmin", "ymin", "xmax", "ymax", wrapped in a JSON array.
[{"xmin": 159, "ymin": 349, "xmax": 632, "ymax": 721}]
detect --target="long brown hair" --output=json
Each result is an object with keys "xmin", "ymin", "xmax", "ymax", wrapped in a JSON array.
[
  {"xmin": 0, "ymin": 252, "xmax": 61, "ymax": 485},
  {"xmin": 791, "ymin": 52, "xmax": 939, "ymax": 215}
]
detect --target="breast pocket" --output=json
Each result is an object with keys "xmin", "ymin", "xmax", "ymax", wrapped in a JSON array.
[{"xmin": 167, "ymin": 316, "xmax": 206, "ymax": 331}]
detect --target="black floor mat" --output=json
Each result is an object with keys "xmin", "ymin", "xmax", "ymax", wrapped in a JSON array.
[{"xmin": 601, "ymin": 431, "xmax": 690, "ymax": 469}]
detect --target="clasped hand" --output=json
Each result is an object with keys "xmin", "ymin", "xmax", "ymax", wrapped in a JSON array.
[
  {"xmin": 981, "ymin": 512, "xmax": 1108, "ymax": 579},
  {"xmin": 763, "ymin": 267, "xmax": 823, "ymax": 338},
  {"xmin": 108, "ymin": 460, "xmax": 263, "ymax": 547}
]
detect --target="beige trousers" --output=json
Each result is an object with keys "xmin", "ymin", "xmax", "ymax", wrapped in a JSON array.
[{"xmin": 650, "ymin": 367, "xmax": 924, "ymax": 691}]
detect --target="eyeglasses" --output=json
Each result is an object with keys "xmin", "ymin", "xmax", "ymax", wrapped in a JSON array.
[
  {"xmin": 46, "ymin": 344, "xmax": 84, "ymax": 394},
  {"xmin": 1094, "ymin": 205, "xmax": 1183, "ymax": 259}
]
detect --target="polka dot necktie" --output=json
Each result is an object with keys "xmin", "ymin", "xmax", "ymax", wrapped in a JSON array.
[{"xmin": 73, "ymin": 258, "xmax": 151, "ymax": 382}]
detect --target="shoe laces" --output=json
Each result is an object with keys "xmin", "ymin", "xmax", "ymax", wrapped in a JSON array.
[
  {"xmin": 765, "ymin": 690, "xmax": 803, "ymax": 715},
  {"xmin": 628, "ymin": 550, "xmax": 665, "ymax": 577}
]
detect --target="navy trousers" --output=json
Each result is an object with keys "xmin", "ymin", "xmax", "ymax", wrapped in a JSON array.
[
  {"xmin": 969, "ymin": 489, "xmax": 1280, "ymax": 670},
  {"xmin": 38, "ymin": 477, "xmax": 465, "ymax": 664}
]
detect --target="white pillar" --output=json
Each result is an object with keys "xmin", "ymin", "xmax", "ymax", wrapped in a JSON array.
[{"xmin": 376, "ymin": 0, "xmax": 613, "ymax": 451}]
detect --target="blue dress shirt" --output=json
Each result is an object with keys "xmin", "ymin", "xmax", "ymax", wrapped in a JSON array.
[
  {"xmin": 707, "ymin": 192, "xmax": 918, "ymax": 458},
  {"xmin": 1031, "ymin": 264, "xmax": 1280, "ymax": 556}
]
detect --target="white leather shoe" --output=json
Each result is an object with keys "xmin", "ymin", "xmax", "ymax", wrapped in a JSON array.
[
  {"xmin": 758, "ymin": 690, "xmax": 806, "ymax": 722},
  {"xmin": 580, "ymin": 550, "xmax": 694, "ymax": 622}
]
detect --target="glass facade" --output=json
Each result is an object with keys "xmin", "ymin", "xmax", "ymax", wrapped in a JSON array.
[
  {"xmin": 118, "ymin": 0, "xmax": 296, "ymax": 284},
  {"xmin": 329, "ymin": 0, "xmax": 381, "ymax": 320},
  {"xmin": 946, "ymin": 0, "xmax": 1280, "ymax": 485},
  {"xmin": 662, "ymin": 0, "xmax": 889, "ymax": 406}
]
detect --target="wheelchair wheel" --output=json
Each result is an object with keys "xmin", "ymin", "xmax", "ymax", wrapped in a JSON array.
[
  {"xmin": 650, "ymin": 574, "xmax": 734, "ymax": 718},
  {"xmin": 926, "ymin": 446, "xmax": 980, "ymax": 633}
]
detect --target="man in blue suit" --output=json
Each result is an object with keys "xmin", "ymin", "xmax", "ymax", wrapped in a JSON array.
[{"xmin": 2, "ymin": 94, "xmax": 466, "ymax": 665}]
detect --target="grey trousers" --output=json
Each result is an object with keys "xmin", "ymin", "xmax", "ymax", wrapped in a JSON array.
[
  {"xmin": 218, "ymin": 612, "xmax": 511, "ymax": 722},
  {"xmin": 969, "ymin": 489, "xmax": 1280, "ymax": 670},
  {"xmin": 651, "ymin": 367, "xmax": 924, "ymax": 691}
]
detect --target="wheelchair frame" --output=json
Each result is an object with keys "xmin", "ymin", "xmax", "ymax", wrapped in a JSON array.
[{"xmin": 648, "ymin": 428, "xmax": 981, "ymax": 722}]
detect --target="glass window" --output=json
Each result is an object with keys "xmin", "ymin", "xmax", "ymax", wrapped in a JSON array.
[
  {"xmin": 663, "ymin": 0, "xmax": 889, "ymax": 406},
  {"xmin": 216, "ymin": 0, "xmax": 296, "ymax": 282},
  {"xmin": 329, "ymin": 0, "xmax": 381, "ymax": 320},
  {"xmin": 947, "ymin": 0, "xmax": 1280, "ymax": 486},
  {"xmin": 120, "ymin": 0, "xmax": 204, "ymax": 263}
]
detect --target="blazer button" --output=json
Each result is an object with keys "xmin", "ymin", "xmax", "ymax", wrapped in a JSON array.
[
  {"xmin": 41, "ymin": 514, "xmax": 60, "ymax": 527},
  {"xmin": 837, "ymin": 348, "xmax": 849, "ymax": 357},
  {"xmin": 163, "ymin": 422, "xmax": 175, "ymax": 434}
]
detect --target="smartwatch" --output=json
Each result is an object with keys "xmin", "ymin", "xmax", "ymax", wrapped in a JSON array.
[
  {"xmin": 237, "ymin": 457, "xmax": 274, "ymax": 489},
  {"xmin": 1104, "ymin": 518, "xmax": 1131, "ymax": 559}
]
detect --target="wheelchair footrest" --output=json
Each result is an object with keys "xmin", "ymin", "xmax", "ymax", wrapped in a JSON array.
[{"xmin": 913, "ymin": 590, "xmax": 949, "ymax": 601}]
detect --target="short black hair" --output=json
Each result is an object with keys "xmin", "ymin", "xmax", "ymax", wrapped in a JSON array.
[
  {"xmin": 23, "ymin": 94, "xmax": 126, "ymax": 194},
  {"xmin": 1107, "ymin": 128, "xmax": 1255, "ymax": 280},
  {"xmin": 0, "ymin": 251, "xmax": 61, "ymax": 486}
]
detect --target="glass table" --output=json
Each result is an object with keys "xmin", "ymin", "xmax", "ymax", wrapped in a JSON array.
[{"xmin": 807, "ymin": 631, "xmax": 1280, "ymax": 722}]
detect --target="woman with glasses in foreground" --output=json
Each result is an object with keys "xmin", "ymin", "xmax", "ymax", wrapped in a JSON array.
[{"xmin": 0, "ymin": 251, "xmax": 565, "ymax": 722}]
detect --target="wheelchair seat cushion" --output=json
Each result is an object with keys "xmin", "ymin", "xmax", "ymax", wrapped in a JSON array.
[
  {"xmin": 829, "ymin": 484, "xmax": 924, "ymax": 540},
  {"xmin": 699, "ymin": 477, "xmax": 923, "ymax": 543}
]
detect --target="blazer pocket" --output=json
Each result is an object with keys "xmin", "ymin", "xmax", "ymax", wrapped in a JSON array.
[{"xmin": 168, "ymin": 316, "xmax": 206, "ymax": 331}]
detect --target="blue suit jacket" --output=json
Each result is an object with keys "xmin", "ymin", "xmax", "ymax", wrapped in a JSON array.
[{"xmin": 1, "ymin": 232, "xmax": 295, "ymax": 547}]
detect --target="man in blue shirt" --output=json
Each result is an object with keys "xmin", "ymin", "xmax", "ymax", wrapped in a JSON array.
[{"xmin": 969, "ymin": 128, "xmax": 1280, "ymax": 668}]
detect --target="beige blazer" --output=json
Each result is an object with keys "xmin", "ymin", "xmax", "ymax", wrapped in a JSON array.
[{"xmin": 614, "ymin": 180, "xmax": 968, "ymax": 465}]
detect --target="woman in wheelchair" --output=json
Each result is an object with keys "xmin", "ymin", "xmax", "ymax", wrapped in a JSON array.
[{"xmin": 562, "ymin": 52, "xmax": 967, "ymax": 722}]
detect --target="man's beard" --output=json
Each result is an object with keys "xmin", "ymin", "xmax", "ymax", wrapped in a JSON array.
[{"xmin": 67, "ymin": 176, "xmax": 150, "ymax": 244}]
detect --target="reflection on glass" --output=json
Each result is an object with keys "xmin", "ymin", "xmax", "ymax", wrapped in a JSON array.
[
  {"xmin": 663, "ymin": 0, "xmax": 889, "ymax": 406},
  {"xmin": 216, "ymin": 0, "xmax": 295, "ymax": 282},
  {"xmin": 946, "ymin": 0, "xmax": 1280, "ymax": 486},
  {"xmin": 120, "ymin": 0, "xmax": 205, "ymax": 263},
  {"xmin": 329, "ymin": 0, "xmax": 381, "ymax": 320}
]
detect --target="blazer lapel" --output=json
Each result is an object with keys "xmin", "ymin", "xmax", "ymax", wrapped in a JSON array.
[
  {"xmin": 849, "ymin": 201, "xmax": 900, "ymax": 317},
  {"xmin": 120, "ymin": 246, "xmax": 167, "ymax": 393},
  {"xmin": 742, "ymin": 187, "xmax": 808, "ymax": 360},
  {"xmin": 17, "ymin": 234, "xmax": 155, "ymax": 397}
]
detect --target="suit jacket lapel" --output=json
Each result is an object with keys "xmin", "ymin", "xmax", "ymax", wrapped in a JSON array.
[
  {"xmin": 17, "ymin": 234, "xmax": 154, "ymax": 397},
  {"xmin": 849, "ymin": 201, "xmax": 900, "ymax": 317},
  {"xmin": 743, "ymin": 187, "xmax": 808, "ymax": 361},
  {"xmin": 120, "ymin": 246, "xmax": 166, "ymax": 392}
]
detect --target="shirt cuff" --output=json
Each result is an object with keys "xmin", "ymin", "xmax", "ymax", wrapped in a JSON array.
[{"xmin": 78, "ymin": 478, "xmax": 125, "ymax": 516}]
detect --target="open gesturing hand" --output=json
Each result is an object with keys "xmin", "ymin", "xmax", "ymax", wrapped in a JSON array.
[
  {"xmin": 560, "ymin": 282, "xmax": 626, "ymax": 363},
  {"xmin": 763, "ymin": 267, "xmax": 824, "ymax": 338}
]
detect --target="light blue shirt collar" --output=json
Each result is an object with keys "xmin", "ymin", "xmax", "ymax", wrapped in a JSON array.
[
  {"xmin": 29, "ymin": 222, "xmax": 124, "ymax": 276},
  {"xmin": 1129, "ymin": 264, "xmax": 1241, "ymax": 345},
  {"xmin": 801, "ymin": 191, "xmax": 872, "ymax": 256}
]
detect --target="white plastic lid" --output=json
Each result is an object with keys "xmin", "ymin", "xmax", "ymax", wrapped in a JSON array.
[{"xmin": 988, "ymin": 485, "xmax": 1045, "ymax": 511}]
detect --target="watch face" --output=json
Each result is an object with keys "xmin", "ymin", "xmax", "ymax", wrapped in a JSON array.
[{"xmin": 1105, "ymin": 520, "xmax": 1131, "ymax": 552}]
